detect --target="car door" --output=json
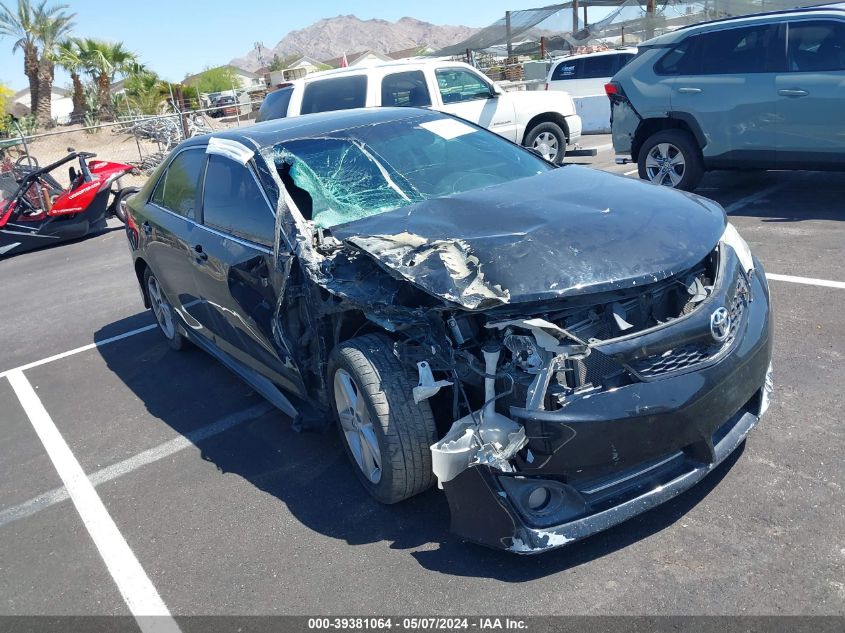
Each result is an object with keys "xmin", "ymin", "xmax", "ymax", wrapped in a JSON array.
[
  {"xmin": 143, "ymin": 147, "xmax": 209, "ymax": 332},
  {"xmin": 192, "ymin": 152, "xmax": 304, "ymax": 395},
  {"xmin": 432, "ymin": 67, "xmax": 518, "ymax": 141},
  {"xmin": 775, "ymin": 19, "xmax": 845, "ymax": 167},
  {"xmin": 664, "ymin": 23, "xmax": 783, "ymax": 168}
]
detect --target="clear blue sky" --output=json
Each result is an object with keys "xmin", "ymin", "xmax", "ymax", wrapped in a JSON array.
[{"xmin": 0, "ymin": 0, "xmax": 547, "ymax": 91}]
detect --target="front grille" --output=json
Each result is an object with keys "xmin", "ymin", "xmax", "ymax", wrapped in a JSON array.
[
  {"xmin": 573, "ymin": 349, "xmax": 623, "ymax": 387},
  {"xmin": 631, "ymin": 344, "xmax": 712, "ymax": 379},
  {"xmin": 629, "ymin": 273, "xmax": 750, "ymax": 380}
]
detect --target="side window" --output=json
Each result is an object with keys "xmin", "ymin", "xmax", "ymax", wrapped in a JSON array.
[
  {"xmin": 581, "ymin": 55, "xmax": 618, "ymax": 79},
  {"xmin": 300, "ymin": 76, "xmax": 367, "ymax": 115},
  {"xmin": 655, "ymin": 39, "xmax": 694, "ymax": 75},
  {"xmin": 381, "ymin": 71, "xmax": 431, "ymax": 107},
  {"xmin": 551, "ymin": 59, "xmax": 580, "ymax": 80},
  {"xmin": 202, "ymin": 155, "xmax": 275, "ymax": 247},
  {"xmin": 150, "ymin": 149, "xmax": 206, "ymax": 220},
  {"xmin": 787, "ymin": 20, "xmax": 845, "ymax": 72},
  {"xmin": 614, "ymin": 53, "xmax": 635, "ymax": 73},
  {"xmin": 661, "ymin": 25, "xmax": 780, "ymax": 75},
  {"xmin": 256, "ymin": 86, "xmax": 293, "ymax": 122},
  {"xmin": 435, "ymin": 68, "xmax": 492, "ymax": 104}
]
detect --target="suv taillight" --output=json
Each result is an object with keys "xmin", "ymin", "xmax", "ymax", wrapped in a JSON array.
[{"xmin": 604, "ymin": 82, "xmax": 621, "ymax": 97}]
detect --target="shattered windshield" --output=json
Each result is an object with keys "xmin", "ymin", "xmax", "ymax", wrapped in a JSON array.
[{"xmin": 268, "ymin": 115, "xmax": 553, "ymax": 228}]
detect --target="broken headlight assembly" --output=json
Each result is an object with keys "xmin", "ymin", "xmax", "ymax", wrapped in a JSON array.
[{"xmin": 721, "ymin": 223, "xmax": 754, "ymax": 274}]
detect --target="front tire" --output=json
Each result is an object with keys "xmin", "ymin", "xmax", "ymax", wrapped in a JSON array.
[
  {"xmin": 638, "ymin": 129, "xmax": 703, "ymax": 191},
  {"xmin": 524, "ymin": 121, "xmax": 567, "ymax": 165},
  {"xmin": 329, "ymin": 334, "xmax": 438, "ymax": 504},
  {"xmin": 144, "ymin": 268, "xmax": 187, "ymax": 351}
]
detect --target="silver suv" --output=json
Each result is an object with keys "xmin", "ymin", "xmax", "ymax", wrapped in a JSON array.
[{"xmin": 609, "ymin": 3, "xmax": 845, "ymax": 190}]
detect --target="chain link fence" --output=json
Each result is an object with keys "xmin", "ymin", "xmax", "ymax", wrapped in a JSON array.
[{"xmin": 0, "ymin": 101, "xmax": 264, "ymax": 190}]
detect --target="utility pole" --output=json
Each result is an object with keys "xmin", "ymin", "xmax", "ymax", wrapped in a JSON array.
[
  {"xmin": 505, "ymin": 11, "xmax": 513, "ymax": 57},
  {"xmin": 646, "ymin": 0, "xmax": 656, "ymax": 40}
]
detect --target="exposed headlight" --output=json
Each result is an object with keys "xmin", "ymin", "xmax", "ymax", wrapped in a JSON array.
[{"xmin": 721, "ymin": 223, "xmax": 754, "ymax": 274}]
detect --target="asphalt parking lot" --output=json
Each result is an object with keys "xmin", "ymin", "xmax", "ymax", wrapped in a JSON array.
[{"xmin": 1, "ymin": 136, "xmax": 843, "ymax": 621}]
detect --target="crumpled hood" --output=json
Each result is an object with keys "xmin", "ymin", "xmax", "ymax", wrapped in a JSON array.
[{"xmin": 329, "ymin": 166, "xmax": 726, "ymax": 310}]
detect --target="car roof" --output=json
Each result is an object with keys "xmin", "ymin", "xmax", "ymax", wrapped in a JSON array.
[
  {"xmin": 289, "ymin": 59, "xmax": 475, "ymax": 85},
  {"xmin": 647, "ymin": 2, "xmax": 845, "ymax": 43},
  {"xmin": 551, "ymin": 48, "xmax": 638, "ymax": 64},
  {"xmin": 182, "ymin": 107, "xmax": 448, "ymax": 151}
]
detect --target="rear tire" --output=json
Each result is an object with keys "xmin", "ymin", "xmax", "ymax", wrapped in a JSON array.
[
  {"xmin": 637, "ymin": 129, "xmax": 703, "ymax": 191},
  {"xmin": 524, "ymin": 121, "xmax": 567, "ymax": 165},
  {"xmin": 328, "ymin": 334, "xmax": 438, "ymax": 504},
  {"xmin": 144, "ymin": 268, "xmax": 187, "ymax": 351}
]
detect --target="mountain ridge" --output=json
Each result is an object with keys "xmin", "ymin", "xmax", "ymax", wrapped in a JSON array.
[{"xmin": 230, "ymin": 15, "xmax": 477, "ymax": 70}]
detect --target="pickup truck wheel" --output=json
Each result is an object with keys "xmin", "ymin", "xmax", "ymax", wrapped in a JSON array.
[
  {"xmin": 638, "ymin": 129, "xmax": 703, "ymax": 191},
  {"xmin": 525, "ymin": 122, "xmax": 567, "ymax": 164},
  {"xmin": 329, "ymin": 334, "xmax": 438, "ymax": 504}
]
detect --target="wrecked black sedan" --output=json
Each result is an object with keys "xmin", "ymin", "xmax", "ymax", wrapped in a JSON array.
[{"xmin": 125, "ymin": 107, "xmax": 773, "ymax": 553}]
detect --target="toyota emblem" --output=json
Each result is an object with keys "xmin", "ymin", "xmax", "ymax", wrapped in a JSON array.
[{"xmin": 710, "ymin": 307, "xmax": 732, "ymax": 342}]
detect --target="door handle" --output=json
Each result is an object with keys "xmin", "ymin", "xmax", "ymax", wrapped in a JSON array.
[
  {"xmin": 193, "ymin": 244, "xmax": 208, "ymax": 261},
  {"xmin": 141, "ymin": 221, "xmax": 152, "ymax": 234},
  {"xmin": 778, "ymin": 88, "xmax": 809, "ymax": 97},
  {"xmin": 677, "ymin": 87, "xmax": 702, "ymax": 94}
]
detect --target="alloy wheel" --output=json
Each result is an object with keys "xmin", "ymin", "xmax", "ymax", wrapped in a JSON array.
[
  {"xmin": 645, "ymin": 142, "xmax": 686, "ymax": 187},
  {"xmin": 147, "ymin": 275, "xmax": 176, "ymax": 339},
  {"xmin": 334, "ymin": 368, "xmax": 382, "ymax": 484},
  {"xmin": 532, "ymin": 131, "xmax": 559, "ymax": 162}
]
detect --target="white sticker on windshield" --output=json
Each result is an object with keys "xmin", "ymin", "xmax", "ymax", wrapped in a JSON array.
[{"xmin": 419, "ymin": 118, "xmax": 477, "ymax": 140}]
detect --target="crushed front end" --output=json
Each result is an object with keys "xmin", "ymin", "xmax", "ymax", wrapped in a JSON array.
[{"xmin": 423, "ymin": 242, "xmax": 773, "ymax": 553}]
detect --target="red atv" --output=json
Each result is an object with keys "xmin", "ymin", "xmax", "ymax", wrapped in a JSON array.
[{"xmin": 0, "ymin": 146, "xmax": 139, "ymax": 257}]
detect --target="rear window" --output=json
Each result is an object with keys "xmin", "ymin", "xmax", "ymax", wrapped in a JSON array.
[
  {"xmin": 656, "ymin": 25, "xmax": 781, "ymax": 75},
  {"xmin": 301, "ymin": 76, "xmax": 367, "ymax": 115},
  {"xmin": 787, "ymin": 20, "xmax": 845, "ymax": 72},
  {"xmin": 256, "ymin": 86, "xmax": 293, "ymax": 122},
  {"xmin": 202, "ymin": 155, "xmax": 274, "ymax": 247},
  {"xmin": 381, "ymin": 70, "xmax": 431, "ymax": 107},
  {"xmin": 151, "ymin": 149, "xmax": 206, "ymax": 220},
  {"xmin": 581, "ymin": 55, "xmax": 618, "ymax": 79},
  {"xmin": 551, "ymin": 59, "xmax": 579, "ymax": 80}
]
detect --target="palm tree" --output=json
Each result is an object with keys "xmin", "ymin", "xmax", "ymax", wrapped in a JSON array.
[
  {"xmin": 33, "ymin": 8, "xmax": 73, "ymax": 124},
  {"xmin": 0, "ymin": 0, "xmax": 74, "ymax": 125},
  {"xmin": 81, "ymin": 38, "xmax": 137, "ymax": 121},
  {"xmin": 55, "ymin": 37, "xmax": 86, "ymax": 123}
]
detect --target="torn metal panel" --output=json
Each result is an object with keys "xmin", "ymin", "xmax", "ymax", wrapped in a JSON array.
[
  {"xmin": 413, "ymin": 361, "xmax": 453, "ymax": 403},
  {"xmin": 345, "ymin": 232, "xmax": 511, "ymax": 310}
]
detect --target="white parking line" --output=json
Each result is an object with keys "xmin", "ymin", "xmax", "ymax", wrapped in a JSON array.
[
  {"xmin": 0, "ymin": 323, "xmax": 157, "ymax": 379},
  {"xmin": 725, "ymin": 182, "xmax": 788, "ymax": 214},
  {"xmin": 767, "ymin": 273, "xmax": 845, "ymax": 290},
  {"xmin": 0, "ymin": 402, "xmax": 274, "ymax": 529},
  {"xmin": 6, "ymin": 369, "xmax": 181, "ymax": 633},
  {"xmin": 624, "ymin": 169, "xmax": 638, "ymax": 176}
]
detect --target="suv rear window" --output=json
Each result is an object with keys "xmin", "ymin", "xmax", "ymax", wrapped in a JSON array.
[
  {"xmin": 656, "ymin": 25, "xmax": 780, "ymax": 75},
  {"xmin": 787, "ymin": 20, "xmax": 845, "ymax": 72},
  {"xmin": 256, "ymin": 86, "xmax": 293, "ymax": 122},
  {"xmin": 301, "ymin": 76, "xmax": 367, "ymax": 115}
]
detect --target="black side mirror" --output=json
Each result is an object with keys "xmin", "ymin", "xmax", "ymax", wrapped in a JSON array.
[{"xmin": 68, "ymin": 166, "xmax": 77, "ymax": 183}]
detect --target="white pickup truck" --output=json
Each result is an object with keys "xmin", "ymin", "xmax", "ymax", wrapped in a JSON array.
[{"xmin": 256, "ymin": 60, "xmax": 582, "ymax": 164}]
